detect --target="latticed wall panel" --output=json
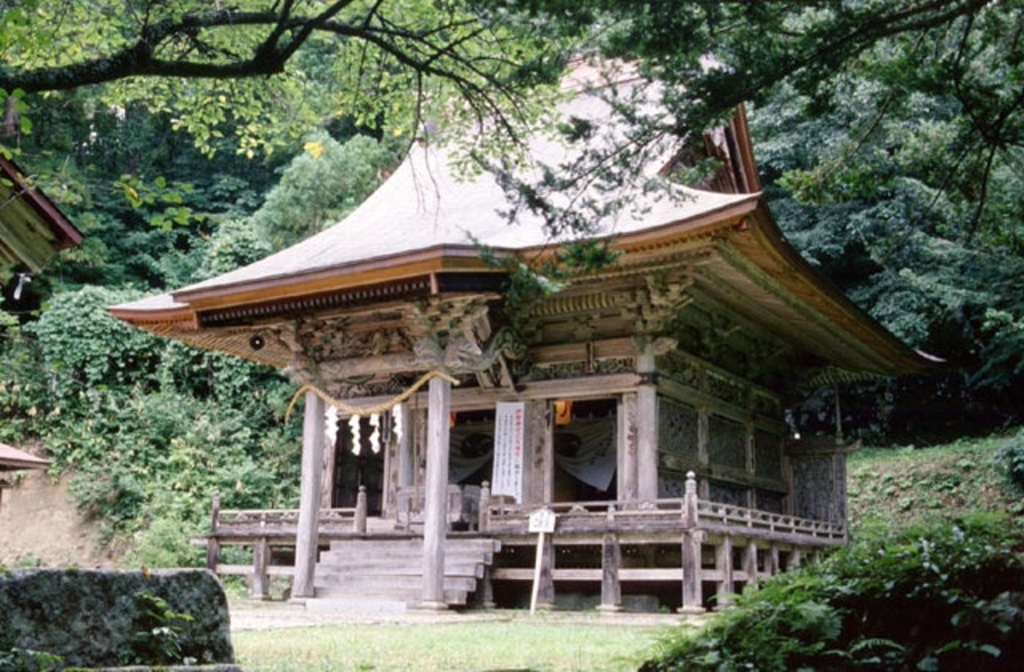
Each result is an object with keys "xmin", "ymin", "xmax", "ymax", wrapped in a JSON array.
[
  {"xmin": 754, "ymin": 429, "xmax": 784, "ymax": 481},
  {"xmin": 657, "ymin": 397, "xmax": 699, "ymax": 497},
  {"xmin": 791, "ymin": 454, "xmax": 846, "ymax": 522},
  {"xmin": 708, "ymin": 480, "xmax": 748, "ymax": 507},
  {"xmin": 708, "ymin": 414, "xmax": 747, "ymax": 471}
]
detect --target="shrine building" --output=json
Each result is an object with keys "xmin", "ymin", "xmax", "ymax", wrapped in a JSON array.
[{"xmin": 110, "ymin": 65, "xmax": 936, "ymax": 613}]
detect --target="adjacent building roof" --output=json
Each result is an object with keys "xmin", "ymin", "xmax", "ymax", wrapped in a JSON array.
[
  {"xmin": 0, "ymin": 442, "xmax": 50, "ymax": 472},
  {"xmin": 0, "ymin": 156, "xmax": 83, "ymax": 275}
]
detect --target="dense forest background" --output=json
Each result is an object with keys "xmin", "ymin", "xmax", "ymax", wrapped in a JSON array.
[{"xmin": 1, "ymin": 1, "xmax": 1022, "ymax": 565}]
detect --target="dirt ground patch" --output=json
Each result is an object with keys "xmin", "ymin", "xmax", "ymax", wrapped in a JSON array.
[
  {"xmin": 227, "ymin": 597, "xmax": 694, "ymax": 632},
  {"xmin": 0, "ymin": 470, "xmax": 110, "ymax": 568}
]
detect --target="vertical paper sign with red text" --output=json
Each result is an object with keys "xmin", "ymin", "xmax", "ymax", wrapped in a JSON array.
[{"xmin": 491, "ymin": 401, "xmax": 525, "ymax": 502}]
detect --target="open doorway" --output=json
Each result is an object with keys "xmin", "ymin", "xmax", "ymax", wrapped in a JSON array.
[
  {"xmin": 331, "ymin": 416, "xmax": 385, "ymax": 515},
  {"xmin": 553, "ymin": 398, "xmax": 617, "ymax": 503}
]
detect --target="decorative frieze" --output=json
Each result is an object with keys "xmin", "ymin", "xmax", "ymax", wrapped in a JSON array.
[
  {"xmin": 706, "ymin": 371, "xmax": 748, "ymax": 408},
  {"xmin": 524, "ymin": 356, "xmax": 636, "ymax": 382}
]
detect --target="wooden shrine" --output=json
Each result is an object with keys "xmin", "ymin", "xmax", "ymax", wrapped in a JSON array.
[{"xmin": 110, "ymin": 65, "xmax": 936, "ymax": 612}]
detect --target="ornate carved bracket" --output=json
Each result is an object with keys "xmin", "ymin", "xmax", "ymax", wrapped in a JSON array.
[{"xmin": 629, "ymin": 272, "xmax": 694, "ymax": 334}]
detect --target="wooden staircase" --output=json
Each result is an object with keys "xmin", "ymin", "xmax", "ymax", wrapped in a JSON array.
[{"xmin": 311, "ymin": 537, "xmax": 500, "ymax": 609}]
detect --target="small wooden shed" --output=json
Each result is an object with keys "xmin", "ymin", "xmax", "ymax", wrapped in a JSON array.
[
  {"xmin": 0, "ymin": 156, "xmax": 83, "ymax": 277},
  {"xmin": 110, "ymin": 67, "xmax": 936, "ymax": 612}
]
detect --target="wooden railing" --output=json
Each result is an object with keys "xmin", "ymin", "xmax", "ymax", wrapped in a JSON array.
[
  {"xmin": 200, "ymin": 473, "xmax": 845, "ymax": 603},
  {"xmin": 481, "ymin": 473, "xmax": 847, "ymax": 545},
  {"xmin": 200, "ymin": 488, "xmax": 369, "ymax": 598}
]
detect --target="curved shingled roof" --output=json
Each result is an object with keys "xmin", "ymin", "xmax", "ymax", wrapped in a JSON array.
[{"xmin": 109, "ymin": 68, "xmax": 938, "ymax": 382}]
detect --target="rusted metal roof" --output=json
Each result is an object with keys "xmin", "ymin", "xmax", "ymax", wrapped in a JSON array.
[{"xmin": 0, "ymin": 442, "xmax": 50, "ymax": 471}]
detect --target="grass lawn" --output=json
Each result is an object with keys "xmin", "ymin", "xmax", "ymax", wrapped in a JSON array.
[{"xmin": 232, "ymin": 613, "xmax": 672, "ymax": 671}]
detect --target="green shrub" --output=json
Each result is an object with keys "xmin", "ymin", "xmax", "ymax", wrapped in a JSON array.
[
  {"xmin": 641, "ymin": 516, "xmax": 1024, "ymax": 671},
  {"xmin": 994, "ymin": 430, "xmax": 1024, "ymax": 494}
]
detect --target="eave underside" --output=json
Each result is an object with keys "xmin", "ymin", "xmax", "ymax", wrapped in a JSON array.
[{"xmin": 117, "ymin": 226, "xmax": 925, "ymax": 401}]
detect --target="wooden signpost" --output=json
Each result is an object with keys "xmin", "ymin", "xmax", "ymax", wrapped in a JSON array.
[{"xmin": 528, "ymin": 507, "xmax": 556, "ymax": 615}]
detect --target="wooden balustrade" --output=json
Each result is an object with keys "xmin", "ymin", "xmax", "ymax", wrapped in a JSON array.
[
  {"xmin": 200, "ymin": 488, "xmax": 369, "ymax": 598},
  {"xmin": 197, "ymin": 473, "xmax": 846, "ymax": 608},
  {"xmin": 481, "ymin": 472, "xmax": 846, "ymax": 545}
]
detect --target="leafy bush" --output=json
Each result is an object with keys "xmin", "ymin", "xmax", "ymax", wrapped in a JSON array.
[
  {"xmin": 122, "ymin": 592, "xmax": 196, "ymax": 666},
  {"xmin": 994, "ymin": 430, "xmax": 1024, "ymax": 494},
  {"xmin": 641, "ymin": 516, "xmax": 1024, "ymax": 671},
  {"xmin": 30, "ymin": 286, "xmax": 164, "ymax": 396}
]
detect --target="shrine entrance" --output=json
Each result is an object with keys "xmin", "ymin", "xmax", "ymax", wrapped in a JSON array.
[
  {"xmin": 331, "ymin": 416, "xmax": 385, "ymax": 515},
  {"xmin": 553, "ymin": 398, "xmax": 617, "ymax": 504}
]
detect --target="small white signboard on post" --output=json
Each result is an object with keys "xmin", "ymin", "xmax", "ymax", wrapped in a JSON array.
[
  {"xmin": 528, "ymin": 507, "xmax": 556, "ymax": 615},
  {"xmin": 528, "ymin": 507, "xmax": 556, "ymax": 534}
]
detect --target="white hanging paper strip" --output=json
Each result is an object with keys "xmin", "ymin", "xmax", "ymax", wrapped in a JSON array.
[
  {"xmin": 369, "ymin": 413, "xmax": 381, "ymax": 454},
  {"xmin": 391, "ymin": 404, "xmax": 404, "ymax": 445},
  {"xmin": 324, "ymin": 406, "xmax": 338, "ymax": 449},
  {"xmin": 349, "ymin": 415, "xmax": 361, "ymax": 455}
]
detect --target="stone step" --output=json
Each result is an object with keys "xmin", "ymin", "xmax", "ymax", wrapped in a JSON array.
[
  {"xmin": 313, "ymin": 537, "xmax": 496, "ymax": 608},
  {"xmin": 314, "ymin": 573, "xmax": 478, "ymax": 594},
  {"xmin": 305, "ymin": 596, "xmax": 410, "ymax": 614},
  {"xmin": 314, "ymin": 586, "xmax": 469, "ymax": 607},
  {"xmin": 316, "ymin": 558, "xmax": 486, "ymax": 578},
  {"xmin": 325, "ymin": 537, "xmax": 500, "ymax": 555}
]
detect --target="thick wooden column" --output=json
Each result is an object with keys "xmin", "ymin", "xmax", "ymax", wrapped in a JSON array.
[
  {"xmin": 252, "ymin": 537, "xmax": 270, "ymax": 600},
  {"xmin": 397, "ymin": 403, "xmax": 415, "ymax": 490},
  {"xmin": 319, "ymin": 409, "xmax": 338, "ymax": 510},
  {"xmin": 636, "ymin": 347, "xmax": 659, "ymax": 503},
  {"xmin": 421, "ymin": 375, "xmax": 452, "ymax": 610},
  {"xmin": 617, "ymin": 393, "xmax": 638, "ymax": 504},
  {"xmin": 743, "ymin": 542, "xmax": 759, "ymax": 589},
  {"xmin": 598, "ymin": 531, "xmax": 622, "ymax": 613},
  {"xmin": 522, "ymin": 400, "xmax": 553, "ymax": 506},
  {"xmin": 715, "ymin": 536, "xmax": 734, "ymax": 611},
  {"xmin": 536, "ymin": 532, "xmax": 556, "ymax": 610},
  {"xmin": 679, "ymin": 471, "xmax": 705, "ymax": 614},
  {"xmin": 292, "ymin": 390, "xmax": 325, "ymax": 600}
]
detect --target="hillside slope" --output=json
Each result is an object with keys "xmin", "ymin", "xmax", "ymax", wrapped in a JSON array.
[{"xmin": 847, "ymin": 431, "xmax": 1023, "ymax": 535}]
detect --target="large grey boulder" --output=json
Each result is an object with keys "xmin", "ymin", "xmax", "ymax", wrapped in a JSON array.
[{"xmin": 0, "ymin": 568, "xmax": 236, "ymax": 669}]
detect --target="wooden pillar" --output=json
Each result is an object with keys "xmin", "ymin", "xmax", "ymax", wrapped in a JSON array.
[
  {"xmin": 522, "ymin": 400, "xmax": 553, "ymax": 506},
  {"xmin": 598, "ymin": 532, "xmax": 622, "ymax": 613},
  {"xmin": 636, "ymin": 347, "xmax": 659, "ymax": 503},
  {"xmin": 617, "ymin": 393, "xmax": 638, "ymax": 504},
  {"xmin": 787, "ymin": 547, "xmax": 803, "ymax": 571},
  {"xmin": 479, "ymin": 481, "xmax": 491, "ymax": 531},
  {"xmin": 292, "ymin": 390, "xmax": 325, "ymax": 600},
  {"xmin": 715, "ymin": 536, "xmax": 734, "ymax": 610},
  {"xmin": 421, "ymin": 375, "xmax": 452, "ymax": 610},
  {"xmin": 743, "ymin": 542, "xmax": 759, "ymax": 589},
  {"xmin": 475, "ymin": 566, "xmax": 496, "ymax": 609},
  {"xmin": 354, "ymin": 485, "xmax": 368, "ymax": 533},
  {"xmin": 319, "ymin": 411, "xmax": 338, "ymax": 510},
  {"xmin": 397, "ymin": 403, "xmax": 415, "ymax": 490},
  {"xmin": 206, "ymin": 493, "xmax": 221, "ymax": 572},
  {"xmin": 536, "ymin": 532, "xmax": 556, "ymax": 610},
  {"xmin": 679, "ymin": 471, "xmax": 705, "ymax": 614},
  {"xmin": 251, "ymin": 537, "xmax": 270, "ymax": 600}
]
